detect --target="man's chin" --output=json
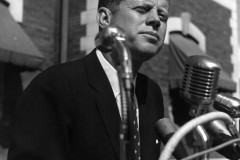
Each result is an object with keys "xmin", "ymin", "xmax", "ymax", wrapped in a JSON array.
[
  {"xmin": 139, "ymin": 47, "xmax": 161, "ymax": 56},
  {"xmin": 129, "ymin": 42, "xmax": 162, "ymax": 60},
  {"xmin": 132, "ymin": 49, "xmax": 159, "ymax": 62},
  {"xmin": 141, "ymin": 42, "xmax": 162, "ymax": 52}
]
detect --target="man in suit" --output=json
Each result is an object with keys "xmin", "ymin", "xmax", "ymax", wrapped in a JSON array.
[{"xmin": 8, "ymin": 0, "xmax": 170, "ymax": 160}]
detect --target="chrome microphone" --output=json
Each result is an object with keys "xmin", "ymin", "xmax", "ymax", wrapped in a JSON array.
[
  {"xmin": 94, "ymin": 26, "xmax": 132, "ymax": 82},
  {"xmin": 213, "ymin": 93, "xmax": 240, "ymax": 118},
  {"xmin": 95, "ymin": 26, "xmax": 126, "ymax": 50},
  {"xmin": 180, "ymin": 55, "xmax": 221, "ymax": 116},
  {"xmin": 206, "ymin": 119, "xmax": 232, "ymax": 137},
  {"xmin": 205, "ymin": 119, "xmax": 240, "ymax": 159},
  {"xmin": 212, "ymin": 133, "xmax": 240, "ymax": 160},
  {"xmin": 155, "ymin": 118, "xmax": 189, "ymax": 159},
  {"xmin": 180, "ymin": 55, "xmax": 221, "ymax": 159}
]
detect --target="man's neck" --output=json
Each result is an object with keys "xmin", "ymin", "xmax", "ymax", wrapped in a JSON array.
[{"xmin": 101, "ymin": 51, "xmax": 142, "ymax": 79}]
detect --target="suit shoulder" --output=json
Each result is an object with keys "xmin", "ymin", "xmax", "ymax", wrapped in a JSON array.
[
  {"xmin": 137, "ymin": 73, "xmax": 161, "ymax": 90},
  {"xmin": 47, "ymin": 58, "xmax": 85, "ymax": 76},
  {"xmin": 44, "ymin": 50, "xmax": 96, "ymax": 78}
]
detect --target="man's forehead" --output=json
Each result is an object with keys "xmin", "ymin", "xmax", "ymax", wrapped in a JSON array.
[{"xmin": 123, "ymin": 0, "xmax": 169, "ymax": 7}]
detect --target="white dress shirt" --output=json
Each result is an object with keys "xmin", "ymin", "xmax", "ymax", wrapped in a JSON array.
[
  {"xmin": 96, "ymin": 49, "xmax": 122, "ymax": 117},
  {"xmin": 96, "ymin": 49, "xmax": 139, "ymax": 124}
]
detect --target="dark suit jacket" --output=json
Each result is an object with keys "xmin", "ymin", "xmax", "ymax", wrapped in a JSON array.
[{"xmin": 8, "ymin": 49, "xmax": 164, "ymax": 160}]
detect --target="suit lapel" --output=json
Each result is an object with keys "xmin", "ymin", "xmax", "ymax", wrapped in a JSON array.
[{"xmin": 84, "ymin": 50, "xmax": 121, "ymax": 160}]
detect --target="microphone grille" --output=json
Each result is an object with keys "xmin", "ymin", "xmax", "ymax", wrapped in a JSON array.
[{"xmin": 181, "ymin": 55, "xmax": 221, "ymax": 105}]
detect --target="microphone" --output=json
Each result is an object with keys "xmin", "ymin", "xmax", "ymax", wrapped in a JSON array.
[
  {"xmin": 212, "ymin": 133, "xmax": 240, "ymax": 160},
  {"xmin": 180, "ymin": 55, "xmax": 221, "ymax": 117},
  {"xmin": 206, "ymin": 119, "xmax": 232, "ymax": 137},
  {"xmin": 207, "ymin": 121, "xmax": 240, "ymax": 160},
  {"xmin": 180, "ymin": 55, "xmax": 227, "ymax": 158},
  {"xmin": 178, "ymin": 56, "xmax": 240, "ymax": 159},
  {"xmin": 206, "ymin": 119, "xmax": 240, "ymax": 159},
  {"xmin": 155, "ymin": 118, "xmax": 189, "ymax": 159},
  {"xmin": 95, "ymin": 26, "xmax": 126, "ymax": 50},
  {"xmin": 213, "ymin": 93, "xmax": 240, "ymax": 118}
]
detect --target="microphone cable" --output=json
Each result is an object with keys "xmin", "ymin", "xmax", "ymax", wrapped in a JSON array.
[
  {"xmin": 181, "ymin": 137, "xmax": 240, "ymax": 160},
  {"xmin": 158, "ymin": 112, "xmax": 234, "ymax": 160}
]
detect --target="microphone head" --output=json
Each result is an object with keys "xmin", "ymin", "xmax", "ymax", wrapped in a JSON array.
[
  {"xmin": 206, "ymin": 119, "xmax": 231, "ymax": 137},
  {"xmin": 95, "ymin": 26, "xmax": 126, "ymax": 50},
  {"xmin": 155, "ymin": 118, "xmax": 189, "ymax": 159},
  {"xmin": 214, "ymin": 93, "xmax": 240, "ymax": 118},
  {"xmin": 155, "ymin": 118, "xmax": 177, "ymax": 143},
  {"xmin": 212, "ymin": 133, "xmax": 240, "ymax": 160},
  {"xmin": 181, "ymin": 55, "xmax": 221, "ymax": 106}
]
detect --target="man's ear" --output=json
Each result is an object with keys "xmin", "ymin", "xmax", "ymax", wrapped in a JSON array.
[{"xmin": 96, "ymin": 7, "xmax": 112, "ymax": 28}]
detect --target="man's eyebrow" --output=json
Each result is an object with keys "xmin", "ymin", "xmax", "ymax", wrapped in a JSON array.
[
  {"xmin": 128, "ymin": 0, "xmax": 155, "ymax": 7},
  {"xmin": 158, "ymin": 7, "xmax": 169, "ymax": 14},
  {"xmin": 128, "ymin": 0, "xmax": 169, "ymax": 13},
  {"xmin": 158, "ymin": 3, "xmax": 169, "ymax": 13}
]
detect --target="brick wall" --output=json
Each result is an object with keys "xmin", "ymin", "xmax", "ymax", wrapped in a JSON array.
[
  {"xmin": 22, "ymin": 0, "xmax": 61, "ymax": 69},
  {"xmin": 68, "ymin": 0, "xmax": 86, "ymax": 60},
  {"xmin": 79, "ymin": 0, "xmax": 98, "ymax": 54},
  {"xmin": 170, "ymin": 0, "xmax": 232, "ymax": 73}
]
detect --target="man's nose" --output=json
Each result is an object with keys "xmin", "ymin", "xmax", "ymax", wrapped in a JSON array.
[{"xmin": 146, "ymin": 10, "xmax": 160, "ymax": 28}]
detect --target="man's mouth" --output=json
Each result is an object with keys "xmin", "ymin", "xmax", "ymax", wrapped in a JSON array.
[{"xmin": 139, "ymin": 31, "xmax": 160, "ymax": 40}]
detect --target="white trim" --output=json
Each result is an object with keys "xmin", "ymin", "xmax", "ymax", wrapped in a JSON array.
[
  {"xmin": 211, "ymin": 0, "xmax": 235, "ymax": 10},
  {"xmin": 80, "ymin": 9, "xmax": 97, "ymax": 25},
  {"xmin": 86, "ymin": 0, "xmax": 98, "ymax": 10},
  {"xmin": 6, "ymin": 0, "xmax": 24, "ymax": 22},
  {"xmin": 165, "ymin": 17, "xmax": 206, "ymax": 52}
]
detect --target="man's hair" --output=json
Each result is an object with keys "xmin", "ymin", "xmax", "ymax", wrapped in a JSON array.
[{"xmin": 98, "ymin": 0, "xmax": 123, "ymax": 12}]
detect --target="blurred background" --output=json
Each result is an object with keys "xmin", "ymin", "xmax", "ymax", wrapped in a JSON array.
[{"xmin": 0, "ymin": 0, "xmax": 240, "ymax": 159}]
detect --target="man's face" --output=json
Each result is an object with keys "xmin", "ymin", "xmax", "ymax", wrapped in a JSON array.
[{"xmin": 109, "ymin": 0, "xmax": 169, "ymax": 62}]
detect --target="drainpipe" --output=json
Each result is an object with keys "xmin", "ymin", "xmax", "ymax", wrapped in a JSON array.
[
  {"xmin": 238, "ymin": 0, "xmax": 240, "ymax": 46},
  {"xmin": 59, "ymin": 0, "xmax": 69, "ymax": 63}
]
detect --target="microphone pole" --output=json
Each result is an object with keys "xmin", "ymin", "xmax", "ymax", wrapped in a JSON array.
[{"xmin": 95, "ymin": 26, "xmax": 133, "ymax": 160}]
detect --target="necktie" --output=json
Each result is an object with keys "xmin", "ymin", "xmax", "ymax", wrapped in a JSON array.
[{"xmin": 130, "ymin": 84, "xmax": 141, "ymax": 160}]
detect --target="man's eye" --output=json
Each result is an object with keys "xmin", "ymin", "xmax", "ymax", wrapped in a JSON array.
[
  {"xmin": 135, "ymin": 7, "xmax": 149, "ymax": 13},
  {"xmin": 159, "ymin": 14, "xmax": 168, "ymax": 22}
]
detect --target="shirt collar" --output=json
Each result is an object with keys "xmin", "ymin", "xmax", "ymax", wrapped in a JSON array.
[{"xmin": 96, "ymin": 49, "xmax": 120, "ymax": 98}]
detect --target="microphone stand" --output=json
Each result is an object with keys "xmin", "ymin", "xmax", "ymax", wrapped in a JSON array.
[
  {"xmin": 193, "ymin": 125, "xmax": 210, "ymax": 160},
  {"xmin": 95, "ymin": 26, "xmax": 133, "ymax": 160},
  {"xmin": 190, "ymin": 104, "xmax": 210, "ymax": 160},
  {"xmin": 113, "ymin": 35, "xmax": 133, "ymax": 160}
]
